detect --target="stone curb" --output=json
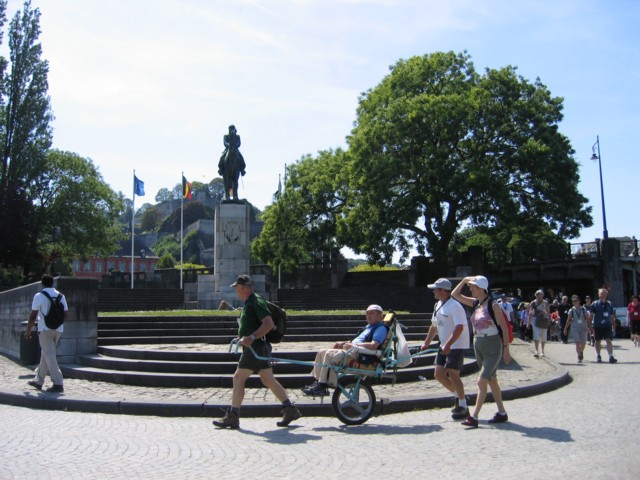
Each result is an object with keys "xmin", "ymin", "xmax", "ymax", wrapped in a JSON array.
[{"xmin": 0, "ymin": 354, "xmax": 570, "ymax": 419}]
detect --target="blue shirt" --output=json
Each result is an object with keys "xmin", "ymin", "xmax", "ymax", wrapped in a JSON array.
[
  {"xmin": 590, "ymin": 300, "xmax": 613, "ymax": 327},
  {"xmin": 353, "ymin": 322, "xmax": 388, "ymax": 346}
]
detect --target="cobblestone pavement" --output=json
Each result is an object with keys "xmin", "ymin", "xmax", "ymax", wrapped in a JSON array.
[
  {"xmin": 0, "ymin": 340, "xmax": 558, "ymax": 406},
  {"xmin": 0, "ymin": 339, "xmax": 637, "ymax": 478}
]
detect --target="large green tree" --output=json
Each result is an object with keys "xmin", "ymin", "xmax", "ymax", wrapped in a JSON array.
[
  {"xmin": 344, "ymin": 51, "xmax": 592, "ymax": 269},
  {"xmin": 31, "ymin": 150, "xmax": 125, "ymax": 273},
  {"xmin": 252, "ymin": 149, "xmax": 348, "ymax": 270},
  {"xmin": 256, "ymin": 51, "xmax": 592, "ymax": 271},
  {"xmin": 0, "ymin": 0, "xmax": 54, "ymax": 273}
]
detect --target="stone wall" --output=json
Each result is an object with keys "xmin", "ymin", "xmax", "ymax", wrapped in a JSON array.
[{"xmin": 0, "ymin": 277, "xmax": 98, "ymax": 363}]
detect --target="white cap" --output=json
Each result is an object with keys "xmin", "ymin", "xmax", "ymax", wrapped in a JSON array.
[
  {"xmin": 366, "ymin": 304, "xmax": 383, "ymax": 312},
  {"xmin": 468, "ymin": 275, "xmax": 489, "ymax": 291}
]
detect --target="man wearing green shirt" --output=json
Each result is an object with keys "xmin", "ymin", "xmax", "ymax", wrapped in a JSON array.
[{"xmin": 213, "ymin": 274, "xmax": 301, "ymax": 429}]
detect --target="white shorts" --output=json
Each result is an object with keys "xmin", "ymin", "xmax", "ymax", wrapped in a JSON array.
[{"xmin": 533, "ymin": 326, "xmax": 547, "ymax": 342}]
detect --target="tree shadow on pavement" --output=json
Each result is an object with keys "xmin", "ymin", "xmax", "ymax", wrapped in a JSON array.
[
  {"xmin": 491, "ymin": 422, "xmax": 573, "ymax": 442},
  {"xmin": 313, "ymin": 424, "xmax": 443, "ymax": 436}
]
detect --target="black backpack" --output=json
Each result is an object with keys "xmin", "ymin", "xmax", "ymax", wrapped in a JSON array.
[
  {"xmin": 265, "ymin": 301, "xmax": 286, "ymax": 344},
  {"xmin": 41, "ymin": 291, "xmax": 65, "ymax": 329}
]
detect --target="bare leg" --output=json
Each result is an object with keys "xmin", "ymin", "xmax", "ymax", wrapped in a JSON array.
[
  {"xmin": 259, "ymin": 369, "xmax": 289, "ymax": 403},
  {"xmin": 231, "ymin": 368, "xmax": 253, "ymax": 409},
  {"xmin": 488, "ymin": 376, "xmax": 506, "ymax": 413},
  {"xmin": 472, "ymin": 377, "xmax": 489, "ymax": 418}
]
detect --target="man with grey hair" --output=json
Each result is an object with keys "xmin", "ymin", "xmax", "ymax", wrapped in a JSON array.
[
  {"xmin": 421, "ymin": 278, "xmax": 470, "ymax": 419},
  {"xmin": 213, "ymin": 274, "xmax": 301, "ymax": 429},
  {"xmin": 589, "ymin": 288, "xmax": 617, "ymax": 363}
]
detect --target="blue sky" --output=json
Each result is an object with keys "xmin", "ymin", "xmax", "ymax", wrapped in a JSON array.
[{"xmin": 6, "ymin": 0, "xmax": 640, "ymax": 257}]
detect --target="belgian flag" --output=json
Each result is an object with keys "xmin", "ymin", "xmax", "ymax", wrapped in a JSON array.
[{"xmin": 182, "ymin": 175, "xmax": 192, "ymax": 200}]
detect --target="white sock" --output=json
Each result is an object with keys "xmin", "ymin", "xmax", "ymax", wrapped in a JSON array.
[{"xmin": 459, "ymin": 399, "xmax": 467, "ymax": 408}]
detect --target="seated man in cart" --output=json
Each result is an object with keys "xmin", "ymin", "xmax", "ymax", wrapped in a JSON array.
[{"xmin": 302, "ymin": 304, "xmax": 389, "ymax": 396}]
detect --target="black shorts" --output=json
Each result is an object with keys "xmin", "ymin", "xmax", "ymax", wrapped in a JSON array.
[
  {"xmin": 435, "ymin": 348, "xmax": 465, "ymax": 371},
  {"xmin": 238, "ymin": 340, "xmax": 272, "ymax": 373},
  {"xmin": 593, "ymin": 326, "xmax": 613, "ymax": 341},
  {"xmin": 632, "ymin": 321, "xmax": 640, "ymax": 335}
]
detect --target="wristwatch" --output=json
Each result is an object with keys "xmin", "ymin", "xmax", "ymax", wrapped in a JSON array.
[{"xmin": 249, "ymin": 334, "xmax": 256, "ymax": 341}]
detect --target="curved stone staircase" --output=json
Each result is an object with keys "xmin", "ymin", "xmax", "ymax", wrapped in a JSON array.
[{"xmin": 61, "ymin": 313, "xmax": 479, "ymax": 388}]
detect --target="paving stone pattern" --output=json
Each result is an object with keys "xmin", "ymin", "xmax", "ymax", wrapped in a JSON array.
[{"xmin": 0, "ymin": 339, "xmax": 637, "ymax": 479}]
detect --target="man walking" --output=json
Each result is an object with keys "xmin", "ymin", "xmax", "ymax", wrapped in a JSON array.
[
  {"xmin": 589, "ymin": 288, "xmax": 617, "ymax": 363},
  {"xmin": 421, "ymin": 278, "xmax": 470, "ymax": 420},
  {"xmin": 213, "ymin": 274, "xmax": 301, "ymax": 429},
  {"xmin": 25, "ymin": 274, "xmax": 68, "ymax": 393}
]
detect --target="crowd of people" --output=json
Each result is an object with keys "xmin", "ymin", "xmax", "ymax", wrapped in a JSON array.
[{"xmin": 510, "ymin": 288, "xmax": 640, "ymax": 363}]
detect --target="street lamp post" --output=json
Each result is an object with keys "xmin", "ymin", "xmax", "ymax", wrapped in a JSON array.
[{"xmin": 591, "ymin": 135, "xmax": 608, "ymax": 240}]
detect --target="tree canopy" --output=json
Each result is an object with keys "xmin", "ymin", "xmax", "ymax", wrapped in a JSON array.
[{"xmin": 256, "ymin": 51, "xmax": 592, "ymax": 271}]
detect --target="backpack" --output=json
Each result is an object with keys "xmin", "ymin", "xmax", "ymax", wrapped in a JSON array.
[
  {"xmin": 474, "ymin": 297, "xmax": 513, "ymax": 343},
  {"xmin": 41, "ymin": 291, "xmax": 65, "ymax": 329},
  {"xmin": 265, "ymin": 301, "xmax": 286, "ymax": 343}
]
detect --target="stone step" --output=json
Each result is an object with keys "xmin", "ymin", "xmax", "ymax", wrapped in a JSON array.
[
  {"xmin": 61, "ymin": 357, "xmax": 478, "ymax": 388},
  {"xmin": 78, "ymin": 350, "xmax": 436, "ymax": 374},
  {"xmin": 96, "ymin": 332, "xmax": 431, "ymax": 346}
]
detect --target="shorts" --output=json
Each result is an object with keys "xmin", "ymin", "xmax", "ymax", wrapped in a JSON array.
[
  {"xmin": 473, "ymin": 334, "xmax": 502, "ymax": 380},
  {"xmin": 435, "ymin": 348, "xmax": 465, "ymax": 371},
  {"xmin": 631, "ymin": 321, "xmax": 640, "ymax": 335},
  {"xmin": 593, "ymin": 326, "xmax": 613, "ymax": 341},
  {"xmin": 532, "ymin": 326, "xmax": 547, "ymax": 342},
  {"xmin": 568, "ymin": 324, "xmax": 588, "ymax": 344},
  {"xmin": 238, "ymin": 340, "xmax": 272, "ymax": 373}
]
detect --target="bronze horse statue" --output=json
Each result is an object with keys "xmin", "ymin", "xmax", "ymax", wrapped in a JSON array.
[{"xmin": 218, "ymin": 125, "xmax": 246, "ymax": 201}]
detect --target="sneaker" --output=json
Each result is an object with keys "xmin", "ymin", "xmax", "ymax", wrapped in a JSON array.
[
  {"xmin": 277, "ymin": 405, "xmax": 301, "ymax": 427},
  {"xmin": 27, "ymin": 380, "xmax": 42, "ymax": 391},
  {"xmin": 596, "ymin": 355, "xmax": 602, "ymax": 363},
  {"xmin": 212, "ymin": 409, "xmax": 240, "ymax": 429},
  {"xmin": 487, "ymin": 412, "xmax": 509, "ymax": 424},
  {"xmin": 302, "ymin": 382, "xmax": 329, "ymax": 397},
  {"xmin": 540, "ymin": 353, "xmax": 545, "ymax": 358},
  {"xmin": 533, "ymin": 352, "xmax": 539, "ymax": 358},
  {"xmin": 461, "ymin": 415, "xmax": 478, "ymax": 428},
  {"xmin": 578, "ymin": 353, "xmax": 583, "ymax": 363},
  {"xmin": 451, "ymin": 405, "xmax": 469, "ymax": 420},
  {"xmin": 609, "ymin": 356, "xmax": 617, "ymax": 364},
  {"xmin": 46, "ymin": 384, "xmax": 64, "ymax": 393}
]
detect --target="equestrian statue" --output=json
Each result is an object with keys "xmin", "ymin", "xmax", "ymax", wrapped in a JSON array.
[{"xmin": 218, "ymin": 124, "xmax": 246, "ymax": 202}]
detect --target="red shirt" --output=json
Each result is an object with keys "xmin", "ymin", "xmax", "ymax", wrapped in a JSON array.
[{"xmin": 628, "ymin": 302, "xmax": 640, "ymax": 322}]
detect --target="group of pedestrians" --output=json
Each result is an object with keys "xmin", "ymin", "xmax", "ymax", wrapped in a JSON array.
[{"xmin": 514, "ymin": 288, "xmax": 623, "ymax": 364}]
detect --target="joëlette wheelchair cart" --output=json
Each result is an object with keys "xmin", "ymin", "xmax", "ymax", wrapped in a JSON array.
[{"xmin": 229, "ymin": 312, "xmax": 437, "ymax": 425}]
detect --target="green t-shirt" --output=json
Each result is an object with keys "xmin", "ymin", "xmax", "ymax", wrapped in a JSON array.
[{"xmin": 238, "ymin": 292, "xmax": 271, "ymax": 337}]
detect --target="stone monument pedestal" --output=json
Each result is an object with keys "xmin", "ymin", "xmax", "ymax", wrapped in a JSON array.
[{"xmin": 197, "ymin": 202, "xmax": 258, "ymax": 309}]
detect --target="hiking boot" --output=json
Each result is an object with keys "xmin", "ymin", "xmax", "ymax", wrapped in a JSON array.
[
  {"xmin": 27, "ymin": 380, "xmax": 42, "ymax": 391},
  {"xmin": 487, "ymin": 412, "xmax": 509, "ymax": 424},
  {"xmin": 302, "ymin": 382, "xmax": 329, "ymax": 397},
  {"xmin": 596, "ymin": 355, "xmax": 602, "ymax": 363},
  {"xmin": 46, "ymin": 384, "xmax": 64, "ymax": 393},
  {"xmin": 277, "ymin": 405, "xmax": 301, "ymax": 427},
  {"xmin": 461, "ymin": 415, "xmax": 478, "ymax": 428},
  {"xmin": 609, "ymin": 356, "xmax": 617, "ymax": 364},
  {"xmin": 451, "ymin": 405, "xmax": 469, "ymax": 420},
  {"xmin": 212, "ymin": 409, "xmax": 239, "ymax": 429}
]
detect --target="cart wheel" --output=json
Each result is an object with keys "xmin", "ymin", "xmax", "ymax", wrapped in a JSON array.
[{"xmin": 331, "ymin": 376, "xmax": 376, "ymax": 425}]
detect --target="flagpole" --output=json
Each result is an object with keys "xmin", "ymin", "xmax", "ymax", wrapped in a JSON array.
[
  {"xmin": 180, "ymin": 172, "xmax": 184, "ymax": 289},
  {"xmin": 131, "ymin": 170, "xmax": 136, "ymax": 290}
]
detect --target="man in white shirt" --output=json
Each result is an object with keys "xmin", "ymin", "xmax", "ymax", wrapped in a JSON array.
[
  {"xmin": 498, "ymin": 294, "xmax": 516, "ymax": 329},
  {"xmin": 25, "ymin": 274, "xmax": 69, "ymax": 393},
  {"xmin": 421, "ymin": 277, "xmax": 471, "ymax": 420}
]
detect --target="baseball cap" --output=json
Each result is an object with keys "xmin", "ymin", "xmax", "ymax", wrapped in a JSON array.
[
  {"xmin": 427, "ymin": 278, "xmax": 452, "ymax": 290},
  {"xmin": 468, "ymin": 275, "xmax": 489, "ymax": 291},
  {"xmin": 366, "ymin": 304, "xmax": 383, "ymax": 313},
  {"xmin": 230, "ymin": 274, "xmax": 253, "ymax": 287}
]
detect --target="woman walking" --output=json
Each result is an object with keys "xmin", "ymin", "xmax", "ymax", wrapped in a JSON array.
[
  {"xmin": 452, "ymin": 276, "xmax": 512, "ymax": 428},
  {"xmin": 563, "ymin": 295, "xmax": 593, "ymax": 363}
]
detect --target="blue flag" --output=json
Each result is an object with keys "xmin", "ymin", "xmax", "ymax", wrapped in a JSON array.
[{"xmin": 134, "ymin": 175, "xmax": 145, "ymax": 196}]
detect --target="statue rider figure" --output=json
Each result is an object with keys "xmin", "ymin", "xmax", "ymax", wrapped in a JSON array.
[{"xmin": 218, "ymin": 125, "xmax": 246, "ymax": 201}]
